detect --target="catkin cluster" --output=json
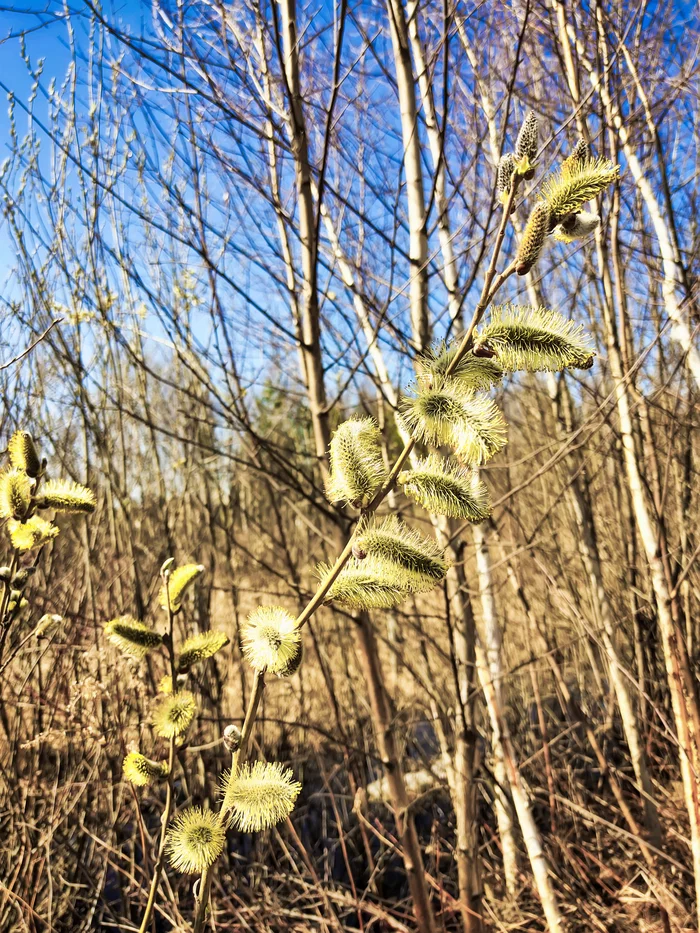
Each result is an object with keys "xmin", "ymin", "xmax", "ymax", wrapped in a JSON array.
[
  {"xmin": 105, "ymin": 556, "xmax": 303, "ymax": 884},
  {"xmin": 0, "ymin": 429, "xmax": 96, "ymax": 635}
]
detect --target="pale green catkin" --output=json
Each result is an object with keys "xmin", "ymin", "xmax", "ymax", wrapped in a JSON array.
[
  {"xmin": 325, "ymin": 417, "xmax": 387, "ymax": 507},
  {"xmin": 178, "ymin": 631, "xmax": 229, "ymax": 671},
  {"xmin": 398, "ymin": 455, "xmax": 491, "ymax": 522},
  {"xmin": 399, "ymin": 378, "xmax": 507, "ymax": 464},
  {"xmin": 354, "ymin": 515, "xmax": 449, "ymax": 590},
  {"xmin": 40, "ymin": 479, "xmax": 96, "ymax": 513},
  {"xmin": 104, "ymin": 616, "xmax": 163, "ymax": 659},
  {"xmin": 166, "ymin": 807, "xmax": 226, "ymax": 873},
  {"xmin": 540, "ymin": 157, "xmax": 620, "ymax": 219},
  {"xmin": 475, "ymin": 305, "xmax": 595, "ymax": 372},
  {"xmin": 158, "ymin": 563, "xmax": 204, "ymax": 612}
]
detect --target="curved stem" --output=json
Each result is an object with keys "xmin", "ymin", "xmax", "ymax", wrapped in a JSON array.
[
  {"xmin": 192, "ymin": 671, "xmax": 266, "ymax": 932},
  {"xmin": 138, "ymin": 570, "xmax": 178, "ymax": 933},
  {"xmin": 138, "ymin": 734, "xmax": 176, "ymax": 933}
]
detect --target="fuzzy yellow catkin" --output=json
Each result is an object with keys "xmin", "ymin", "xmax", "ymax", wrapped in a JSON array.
[
  {"xmin": 104, "ymin": 616, "xmax": 163, "ymax": 659},
  {"xmin": 152, "ymin": 690, "xmax": 197, "ymax": 738},
  {"xmin": 541, "ymin": 157, "xmax": 620, "ymax": 219},
  {"xmin": 397, "ymin": 455, "xmax": 491, "ymax": 523},
  {"xmin": 475, "ymin": 305, "xmax": 595, "ymax": 372},
  {"xmin": 325, "ymin": 417, "xmax": 386, "ymax": 507},
  {"xmin": 0, "ymin": 469, "xmax": 32, "ymax": 520},
  {"xmin": 158, "ymin": 563, "xmax": 204, "ymax": 612},
  {"xmin": 221, "ymin": 761, "xmax": 302, "ymax": 832},
  {"xmin": 40, "ymin": 479, "xmax": 96, "ymax": 513},
  {"xmin": 178, "ymin": 630, "xmax": 229, "ymax": 671},
  {"xmin": 123, "ymin": 752, "xmax": 168, "ymax": 787},
  {"xmin": 8, "ymin": 431, "xmax": 41, "ymax": 477},
  {"xmin": 354, "ymin": 515, "xmax": 450, "ymax": 589},
  {"xmin": 8, "ymin": 516, "xmax": 59, "ymax": 551},
  {"xmin": 516, "ymin": 202, "xmax": 551, "ymax": 275},
  {"xmin": 240, "ymin": 607, "xmax": 301, "ymax": 675},
  {"xmin": 318, "ymin": 558, "xmax": 410, "ymax": 609},
  {"xmin": 166, "ymin": 807, "xmax": 226, "ymax": 873}
]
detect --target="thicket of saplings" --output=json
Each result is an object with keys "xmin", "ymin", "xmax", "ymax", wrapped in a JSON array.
[{"xmin": 0, "ymin": 114, "xmax": 692, "ymax": 933}]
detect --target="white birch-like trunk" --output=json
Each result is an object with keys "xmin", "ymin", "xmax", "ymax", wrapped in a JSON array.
[
  {"xmin": 405, "ymin": 0, "xmax": 460, "ymax": 325},
  {"xmin": 386, "ymin": 0, "xmax": 430, "ymax": 351},
  {"xmin": 475, "ymin": 634, "xmax": 564, "ymax": 932},
  {"xmin": 472, "ymin": 522, "xmax": 519, "ymax": 895}
]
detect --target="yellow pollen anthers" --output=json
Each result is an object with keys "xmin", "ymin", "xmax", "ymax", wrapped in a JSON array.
[
  {"xmin": 240, "ymin": 607, "xmax": 301, "ymax": 676},
  {"xmin": 540, "ymin": 157, "xmax": 620, "ymax": 219},
  {"xmin": 177, "ymin": 630, "xmax": 230, "ymax": 671},
  {"xmin": 104, "ymin": 616, "xmax": 163, "ymax": 659},
  {"xmin": 123, "ymin": 752, "xmax": 168, "ymax": 787},
  {"xmin": 8, "ymin": 516, "xmax": 59, "ymax": 551},
  {"xmin": 152, "ymin": 690, "xmax": 197, "ymax": 738},
  {"xmin": 166, "ymin": 807, "xmax": 226, "ymax": 873},
  {"xmin": 221, "ymin": 761, "xmax": 302, "ymax": 832},
  {"xmin": 0, "ymin": 469, "xmax": 32, "ymax": 520},
  {"xmin": 40, "ymin": 479, "xmax": 96, "ymax": 513}
]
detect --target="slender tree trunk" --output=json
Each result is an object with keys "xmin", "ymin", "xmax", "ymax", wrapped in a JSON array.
[
  {"xmin": 354, "ymin": 614, "xmax": 438, "ymax": 933},
  {"xmin": 386, "ymin": 0, "xmax": 430, "ymax": 351},
  {"xmin": 443, "ymin": 552, "xmax": 485, "ymax": 933},
  {"xmin": 474, "ymin": 634, "xmax": 564, "ymax": 933},
  {"xmin": 405, "ymin": 0, "xmax": 460, "ymax": 325},
  {"xmin": 472, "ymin": 522, "xmax": 519, "ymax": 895},
  {"xmin": 278, "ymin": 0, "xmax": 331, "ymax": 465},
  {"xmin": 520, "ymin": 4, "xmax": 664, "ymax": 851},
  {"xmin": 594, "ymin": 227, "xmax": 700, "ymax": 925},
  {"xmin": 276, "ymin": 7, "xmax": 438, "ymax": 928}
]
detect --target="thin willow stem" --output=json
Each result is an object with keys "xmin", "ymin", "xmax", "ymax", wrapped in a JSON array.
[
  {"xmin": 192, "ymin": 670, "xmax": 266, "ymax": 933},
  {"xmin": 138, "ymin": 570, "xmax": 177, "ymax": 933}
]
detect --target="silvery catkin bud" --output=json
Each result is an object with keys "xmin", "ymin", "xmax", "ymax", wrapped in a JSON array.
[
  {"xmin": 496, "ymin": 153, "xmax": 515, "ymax": 203},
  {"xmin": 514, "ymin": 110, "xmax": 538, "ymax": 176},
  {"xmin": 352, "ymin": 543, "xmax": 367, "ymax": 561},
  {"xmin": 552, "ymin": 210, "xmax": 600, "ymax": 243},
  {"xmin": 516, "ymin": 202, "xmax": 551, "ymax": 275},
  {"xmin": 11, "ymin": 567, "xmax": 35, "ymax": 589},
  {"xmin": 223, "ymin": 724, "xmax": 242, "ymax": 752}
]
